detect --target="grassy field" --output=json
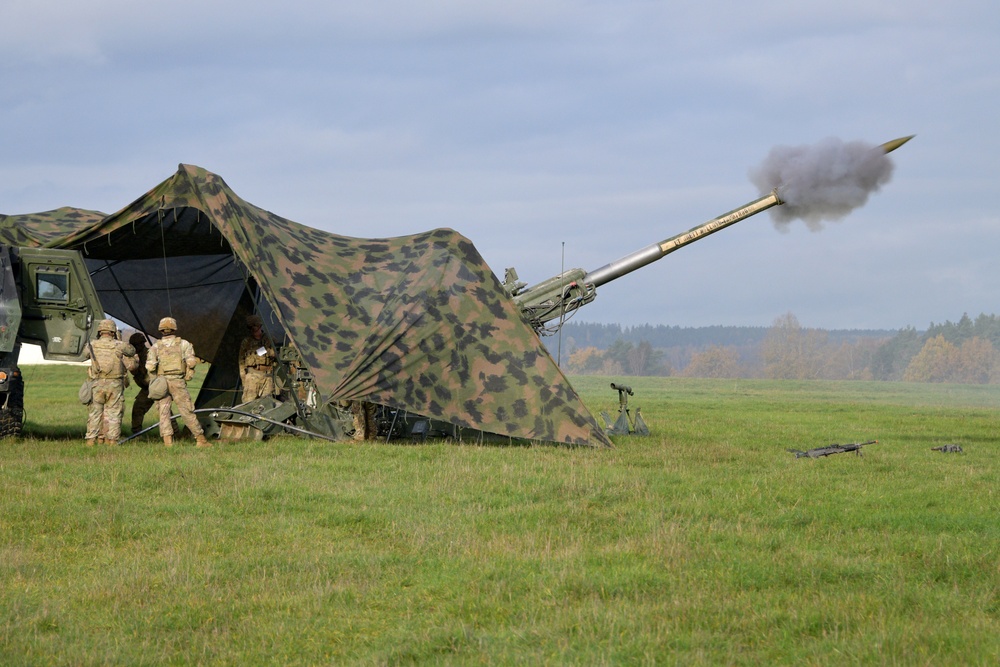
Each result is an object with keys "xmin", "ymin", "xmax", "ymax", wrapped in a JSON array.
[{"xmin": 2, "ymin": 366, "xmax": 998, "ymax": 665}]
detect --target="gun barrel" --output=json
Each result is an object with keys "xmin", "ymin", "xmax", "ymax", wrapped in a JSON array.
[
  {"xmin": 511, "ymin": 135, "xmax": 912, "ymax": 333},
  {"xmin": 582, "ymin": 136, "xmax": 913, "ymax": 289},
  {"xmin": 584, "ymin": 190, "xmax": 781, "ymax": 288}
]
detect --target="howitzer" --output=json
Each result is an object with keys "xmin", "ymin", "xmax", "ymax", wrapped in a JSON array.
[
  {"xmin": 504, "ymin": 135, "xmax": 914, "ymax": 334},
  {"xmin": 787, "ymin": 440, "xmax": 878, "ymax": 459}
]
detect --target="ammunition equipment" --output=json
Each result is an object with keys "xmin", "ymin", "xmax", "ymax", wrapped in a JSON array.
[{"xmin": 787, "ymin": 440, "xmax": 878, "ymax": 458}]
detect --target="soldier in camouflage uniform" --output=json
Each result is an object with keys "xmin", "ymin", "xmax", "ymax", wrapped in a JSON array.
[
  {"xmin": 84, "ymin": 319, "xmax": 137, "ymax": 446},
  {"xmin": 146, "ymin": 317, "xmax": 210, "ymax": 448},
  {"xmin": 238, "ymin": 314, "xmax": 277, "ymax": 403},
  {"xmin": 350, "ymin": 401, "xmax": 378, "ymax": 441},
  {"xmin": 128, "ymin": 331, "xmax": 155, "ymax": 434}
]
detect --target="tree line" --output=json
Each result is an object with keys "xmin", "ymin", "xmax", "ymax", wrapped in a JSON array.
[{"xmin": 552, "ymin": 313, "xmax": 1000, "ymax": 383}]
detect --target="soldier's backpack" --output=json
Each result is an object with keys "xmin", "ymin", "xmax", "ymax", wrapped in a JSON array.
[{"xmin": 155, "ymin": 340, "xmax": 186, "ymax": 376}]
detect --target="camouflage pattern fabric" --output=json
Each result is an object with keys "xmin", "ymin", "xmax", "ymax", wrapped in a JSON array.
[
  {"xmin": 88, "ymin": 337, "xmax": 135, "ymax": 380},
  {"xmin": 128, "ymin": 338, "xmax": 155, "ymax": 432},
  {"xmin": 153, "ymin": 377, "xmax": 203, "ymax": 439},
  {"xmin": 0, "ymin": 208, "xmax": 105, "ymax": 247},
  {"xmin": 238, "ymin": 332, "xmax": 277, "ymax": 402},
  {"xmin": 350, "ymin": 401, "xmax": 378, "ymax": 441},
  {"xmin": 85, "ymin": 378, "xmax": 127, "ymax": 443},
  {"xmin": 84, "ymin": 336, "xmax": 137, "ymax": 444},
  {"xmin": 146, "ymin": 334, "xmax": 204, "ymax": 439},
  {"xmin": 242, "ymin": 369, "xmax": 274, "ymax": 403},
  {"xmin": 147, "ymin": 335, "xmax": 194, "ymax": 378},
  {"xmin": 2, "ymin": 164, "xmax": 611, "ymax": 447}
]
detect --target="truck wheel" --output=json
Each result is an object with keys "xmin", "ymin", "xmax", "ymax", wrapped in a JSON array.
[{"xmin": 0, "ymin": 374, "xmax": 24, "ymax": 438}]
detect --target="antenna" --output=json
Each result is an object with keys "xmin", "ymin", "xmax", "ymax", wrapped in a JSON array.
[{"xmin": 557, "ymin": 241, "xmax": 565, "ymax": 365}]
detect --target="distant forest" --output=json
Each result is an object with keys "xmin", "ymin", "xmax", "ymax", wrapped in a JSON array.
[{"xmin": 545, "ymin": 313, "xmax": 1000, "ymax": 383}]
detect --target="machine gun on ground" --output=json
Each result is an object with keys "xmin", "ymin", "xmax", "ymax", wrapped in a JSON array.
[{"xmin": 787, "ymin": 440, "xmax": 878, "ymax": 458}]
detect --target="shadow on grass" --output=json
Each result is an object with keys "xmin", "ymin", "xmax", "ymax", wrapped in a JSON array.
[{"xmin": 20, "ymin": 423, "xmax": 85, "ymax": 440}]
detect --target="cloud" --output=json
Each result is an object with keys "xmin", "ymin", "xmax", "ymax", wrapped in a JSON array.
[
  {"xmin": 1, "ymin": 0, "xmax": 580, "ymax": 66},
  {"xmin": 2, "ymin": 1, "xmax": 999, "ymax": 328}
]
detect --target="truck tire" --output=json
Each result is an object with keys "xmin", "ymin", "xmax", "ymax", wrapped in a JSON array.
[{"xmin": 0, "ymin": 374, "xmax": 24, "ymax": 438}]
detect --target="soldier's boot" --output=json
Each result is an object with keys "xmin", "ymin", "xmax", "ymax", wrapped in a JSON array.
[
  {"xmin": 163, "ymin": 435, "xmax": 173, "ymax": 447},
  {"xmin": 97, "ymin": 437, "xmax": 105, "ymax": 446},
  {"xmin": 195, "ymin": 434, "xmax": 211, "ymax": 448},
  {"xmin": 85, "ymin": 438, "xmax": 96, "ymax": 447},
  {"xmin": 107, "ymin": 439, "xmax": 118, "ymax": 447},
  {"xmin": 131, "ymin": 422, "xmax": 143, "ymax": 435}
]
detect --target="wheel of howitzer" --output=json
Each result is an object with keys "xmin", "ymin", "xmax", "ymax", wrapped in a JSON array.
[{"xmin": 0, "ymin": 374, "xmax": 25, "ymax": 438}]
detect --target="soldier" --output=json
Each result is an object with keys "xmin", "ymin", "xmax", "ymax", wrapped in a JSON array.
[
  {"xmin": 84, "ymin": 319, "xmax": 137, "ymax": 446},
  {"xmin": 146, "ymin": 317, "xmax": 210, "ymax": 448},
  {"xmin": 238, "ymin": 314, "xmax": 277, "ymax": 403},
  {"xmin": 350, "ymin": 401, "xmax": 378, "ymax": 441},
  {"xmin": 128, "ymin": 331, "xmax": 155, "ymax": 434}
]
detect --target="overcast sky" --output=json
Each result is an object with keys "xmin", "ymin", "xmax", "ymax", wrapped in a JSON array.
[{"xmin": 2, "ymin": 1, "xmax": 998, "ymax": 330}]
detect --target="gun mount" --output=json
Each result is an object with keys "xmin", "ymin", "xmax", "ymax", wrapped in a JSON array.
[
  {"xmin": 600, "ymin": 381, "xmax": 649, "ymax": 436},
  {"xmin": 504, "ymin": 135, "xmax": 914, "ymax": 334}
]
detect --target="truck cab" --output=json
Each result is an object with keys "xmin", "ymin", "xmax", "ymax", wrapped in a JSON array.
[
  {"xmin": 1, "ymin": 246, "xmax": 103, "ymax": 362},
  {"xmin": 1, "ymin": 245, "xmax": 104, "ymax": 437}
]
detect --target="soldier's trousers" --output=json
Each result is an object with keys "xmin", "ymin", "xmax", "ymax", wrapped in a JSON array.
[
  {"xmin": 155, "ymin": 377, "xmax": 204, "ymax": 438},
  {"xmin": 131, "ymin": 385, "xmax": 155, "ymax": 432},
  {"xmin": 350, "ymin": 401, "xmax": 378, "ymax": 441},
  {"xmin": 86, "ymin": 379, "xmax": 126, "ymax": 442},
  {"xmin": 241, "ymin": 369, "xmax": 274, "ymax": 403}
]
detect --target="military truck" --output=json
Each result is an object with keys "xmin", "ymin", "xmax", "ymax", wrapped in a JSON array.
[{"xmin": 0, "ymin": 245, "xmax": 103, "ymax": 437}]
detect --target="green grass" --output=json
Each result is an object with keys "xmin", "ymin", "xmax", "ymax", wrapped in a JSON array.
[{"xmin": 2, "ymin": 368, "xmax": 999, "ymax": 664}]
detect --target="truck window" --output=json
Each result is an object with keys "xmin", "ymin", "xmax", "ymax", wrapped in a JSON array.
[{"xmin": 36, "ymin": 270, "xmax": 69, "ymax": 302}]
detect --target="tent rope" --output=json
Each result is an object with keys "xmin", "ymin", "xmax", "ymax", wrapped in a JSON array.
[{"xmin": 158, "ymin": 208, "xmax": 173, "ymax": 316}]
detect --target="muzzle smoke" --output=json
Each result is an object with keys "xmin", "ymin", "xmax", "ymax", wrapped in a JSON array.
[{"xmin": 748, "ymin": 137, "xmax": 895, "ymax": 231}]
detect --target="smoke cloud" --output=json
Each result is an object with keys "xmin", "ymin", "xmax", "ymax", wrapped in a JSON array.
[{"xmin": 748, "ymin": 137, "xmax": 895, "ymax": 231}]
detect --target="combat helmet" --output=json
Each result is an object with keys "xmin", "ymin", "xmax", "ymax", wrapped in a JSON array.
[
  {"xmin": 246, "ymin": 314, "xmax": 263, "ymax": 328},
  {"xmin": 97, "ymin": 319, "xmax": 117, "ymax": 334},
  {"xmin": 158, "ymin": 317, "xmax": 178, "ymax": 333}
]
